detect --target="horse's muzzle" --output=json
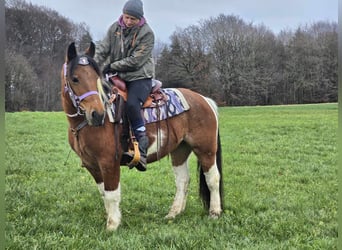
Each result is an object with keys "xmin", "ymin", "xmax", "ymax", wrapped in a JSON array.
[{"xmin": 89, "ymin": 110, "xmax": 105, "ymax": 126}]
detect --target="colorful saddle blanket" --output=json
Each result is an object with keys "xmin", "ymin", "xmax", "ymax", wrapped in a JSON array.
[
  {"xmin": 107, "ymin": 88, "xmax": 190, "ymax": 124},
  {"xmin": 142, "ymin": 88, "xmax": 190, "ymax": 124}
]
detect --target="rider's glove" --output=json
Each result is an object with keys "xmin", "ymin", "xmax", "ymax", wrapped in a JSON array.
[{"xmin": 102, "ymin": 64, "xmax": 116, "ymax": 76}]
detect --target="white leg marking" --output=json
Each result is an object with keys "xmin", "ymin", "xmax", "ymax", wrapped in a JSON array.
[
  {"xmin": 97, "ymin": 182, "xmax": 105, "ymax": 197},
  {"xmin": 103, "ymin": 184, "xmax": 121, "ymax": 231},
  {"xmin": 204, "ymin": 165, "xmax": 222, "ymax": 218},
  {"xmin": 166, "ymin": 161, "xmax": 190, "ymax": 219}
]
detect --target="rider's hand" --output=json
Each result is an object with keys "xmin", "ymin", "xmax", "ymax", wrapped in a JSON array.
[{"xmin": 102, "ymin": 64, "xmax": 116, "ymax": 76}]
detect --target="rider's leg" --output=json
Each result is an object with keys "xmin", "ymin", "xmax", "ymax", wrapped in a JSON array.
[{"xmin": 125, "ymin": 79, "xmax": 152, "ymax": 170}]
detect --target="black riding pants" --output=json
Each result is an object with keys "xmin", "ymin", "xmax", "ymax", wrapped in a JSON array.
[{"xmin": 125, "ymin": 78, "xmax": 152, "ymax": 131}]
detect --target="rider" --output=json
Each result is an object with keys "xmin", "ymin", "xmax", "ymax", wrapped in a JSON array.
[{"xmin": 94, "ymin": 0, "xmax": 155, "ymax": 171}]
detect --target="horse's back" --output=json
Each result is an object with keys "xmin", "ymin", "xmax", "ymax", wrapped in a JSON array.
[{"xmin": 176, "ymin": 88, "xmax": 218, "ymax": 125}]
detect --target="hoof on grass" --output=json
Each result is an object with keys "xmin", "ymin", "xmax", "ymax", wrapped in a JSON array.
[
  {"xmin": 165, "ymin": 214, "xmax": 176, "ymax": 220},
  {"xmin": 106, "ymin": 218, "xmax": 120, "ymax": 231},
  {"xmin": 209, "ymin": 210, "xmax": 221, "ymax": 219}
]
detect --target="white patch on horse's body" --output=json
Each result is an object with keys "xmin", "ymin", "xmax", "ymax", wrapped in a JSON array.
[
  {"xmin": 103, "ymin": 184, "xmax": 121, "ymax": 231},
  {"xmin": 204, "ymin": 165, "xmax": 222, "ymax": 217},
  {"xmin": 165, "ymin": 160, "xmax": 190, "ymax": 219},
  {"xmin": 202, "ymin": 96, "xmax": 219, "ymax": 125},
  {"xmin": 147, "ymin": 130, "xmax": 165, "ymax": 157}
]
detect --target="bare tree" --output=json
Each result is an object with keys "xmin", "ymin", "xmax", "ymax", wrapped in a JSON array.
[
  {"xmin": 156, "ymin": 14, "xmax": 337, "ymax": 106},
  {"xmin": 5, "ymin": 51, "xmax": 38, "ymax": 111},
  {"xmin": 5, "ymin": 0, "xmax": 92, "ymax": 111},
  {"xmin": 5, "ymin": 2, "xmax": 337, "ymax": 109}
]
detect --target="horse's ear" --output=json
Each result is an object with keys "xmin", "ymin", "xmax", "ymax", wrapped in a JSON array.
[
  {"xmin": 85, "ymin": 42, "xmax": 95, "ymax": 58},
  {"xmin": 67, "ymin": 42, "xmax": 77, "ymax": 63}
]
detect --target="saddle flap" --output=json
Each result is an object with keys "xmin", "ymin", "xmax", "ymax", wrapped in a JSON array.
[{"xmin": 109, "ymin": 76, "xmax": 126, "ymax": 91}]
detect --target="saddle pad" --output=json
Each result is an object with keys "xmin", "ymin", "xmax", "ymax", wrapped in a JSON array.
[{"xmin": 142, "ymin": 88, "xmax": 190, "ymax": 124}]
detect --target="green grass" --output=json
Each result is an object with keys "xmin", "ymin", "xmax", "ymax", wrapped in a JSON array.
[{"xmin": 5, "ymin": 104, "xmax": 337, "ymax": 249}]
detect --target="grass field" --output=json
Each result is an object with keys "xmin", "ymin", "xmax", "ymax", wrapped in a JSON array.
[{"xmin": 5, "ymin": 103, "xmax": 337, "ymax": 249}]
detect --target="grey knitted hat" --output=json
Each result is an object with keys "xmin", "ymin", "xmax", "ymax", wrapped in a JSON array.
[{"xmin": 123, "ymin": 0, "xmax": 144, "ymax": 19}]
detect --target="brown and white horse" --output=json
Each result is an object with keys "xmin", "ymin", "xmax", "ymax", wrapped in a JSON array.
[{"xmin": 61, "ymin": 42, "xmax": 223, "ymax": 231}]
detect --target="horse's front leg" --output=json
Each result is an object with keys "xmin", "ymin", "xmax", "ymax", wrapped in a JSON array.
[
  {"xmin": 166, "ymin": 152, "xmax": 190, "ymax": 219},
  {"xmin": 101, "ymin": 161, "xmax": 121, "ymax": 231},
  {"xmin": 82, "ymin": 162, "xmax": 105, "ymax": 197},
  {"xmin": 104, "ymin": 184, "xmax": 121, "ymax": 231}
]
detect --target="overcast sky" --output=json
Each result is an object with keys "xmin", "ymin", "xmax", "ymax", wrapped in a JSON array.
[{"xmin": 26, "ymin": 0, "xmax": 337, "ymax": 43}]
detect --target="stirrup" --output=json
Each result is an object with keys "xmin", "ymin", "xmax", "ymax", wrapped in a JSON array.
[
  {"xmin": 121, "ymin": 153, "xmax": 147, "ymax": 171},
  {"xmin": 128, "ymin": 140, "xmax": 140, "ymax": 167},
  {"xmin": 121, "ymin": 141, "xmax": 147, "ymax": 171}
]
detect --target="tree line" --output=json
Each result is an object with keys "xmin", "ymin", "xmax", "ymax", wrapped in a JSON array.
[
  {"xmin": 5, "ymin": 0, "xmax": 92, "ymax": 111},
  {"xmin": 155, "ymin": 15, "xmax": 337, "ymax": 106},
  {"xmin": 5, "ymin": 0, "xmax": 337, "ymax": 111}
]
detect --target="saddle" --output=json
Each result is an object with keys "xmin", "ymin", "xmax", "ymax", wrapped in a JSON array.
[{"xmin": 108, "ymin": 75, "xmax": 167, "ymax": 108}]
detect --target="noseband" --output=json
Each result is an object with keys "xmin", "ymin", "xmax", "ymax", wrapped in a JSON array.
[{"xmin": 63, "ymin": 57, "xmax": 99, "ymax": 117}]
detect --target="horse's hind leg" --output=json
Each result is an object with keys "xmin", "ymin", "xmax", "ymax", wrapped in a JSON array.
[
  {"xmin": 193, "ymin": 136, "xmax": 222, "ymax": 218},
  {"xmin": 166, "ymin": 143, "xmax": 192, "ymax": 219},
  {"xmin": 203, "ymin": 163, "xmax": 222, "ymax": 218}
]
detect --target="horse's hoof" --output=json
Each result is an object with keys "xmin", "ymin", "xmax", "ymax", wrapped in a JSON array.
[
  {"xmin": 165, "ymin": 214, "xmax": 176, "ymax": 220},
  {"xmin": 209, "ymin": 211, "xmax": 221, "ymax": 219},
  {"xmin": 106, "ymin": 218, "xmax": 120, "ymax": 231}
]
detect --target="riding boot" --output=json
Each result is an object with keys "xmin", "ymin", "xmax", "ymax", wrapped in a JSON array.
[
  {"xmin": 135, "ymin": 132, "xmax": 149, "ymax": 171},
  {"xmin": 120, "ymin": 128, "xmax": 149, "ymax": 170}
]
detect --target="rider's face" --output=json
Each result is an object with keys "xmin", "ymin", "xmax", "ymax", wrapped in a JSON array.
[{"xmin": 123, "ymin": 14, "xmax": 140, "ymax": 28}]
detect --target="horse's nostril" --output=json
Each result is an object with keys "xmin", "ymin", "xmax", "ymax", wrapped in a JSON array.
[{"xmin": 91, "ymin": 110, "xmax": 105, "ymax": 126}]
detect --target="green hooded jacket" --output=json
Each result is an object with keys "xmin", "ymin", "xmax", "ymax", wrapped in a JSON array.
[{"xmin": 94, "ymin": 16, "xmax": 155, "ymax": 82}]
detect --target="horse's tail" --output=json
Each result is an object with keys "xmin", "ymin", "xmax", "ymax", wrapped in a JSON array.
[{"xmin": 198, "ymin": 130, "xmax": 224, "ymax": 211}]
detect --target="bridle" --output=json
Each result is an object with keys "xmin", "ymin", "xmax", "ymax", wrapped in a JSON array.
[{"xmin": 63, "ymin": 57, "xmax": 100, "ymax": 118}]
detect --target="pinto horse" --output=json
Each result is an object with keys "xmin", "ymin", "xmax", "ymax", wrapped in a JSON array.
[{"xmin": 61, "ymin": 42, "xmax": 223, "ymax": 231}]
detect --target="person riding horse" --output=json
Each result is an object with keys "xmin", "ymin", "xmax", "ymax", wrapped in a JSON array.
[
  {"xmin": 62, "ymin": 41, "xmax": 223, "ymax": 231},
  {"xmin": 94, "ymin": 0, "xmax": 154, "ymax": 171}
]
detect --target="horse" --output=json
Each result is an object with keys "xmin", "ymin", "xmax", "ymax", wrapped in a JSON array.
[{"xmin": 61, "ymin": 42, "xmax": 224, "ymax": 231}]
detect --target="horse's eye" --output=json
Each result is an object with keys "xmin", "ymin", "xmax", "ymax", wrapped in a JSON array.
[{"xmin": 72, "ymin": 76, "xmax": 79, "ymax": 83}]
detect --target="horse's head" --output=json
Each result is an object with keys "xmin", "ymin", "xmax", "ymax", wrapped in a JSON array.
[{"xmin": 62, "ymin": 42, "xmax": 105, "ymax": 126}]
